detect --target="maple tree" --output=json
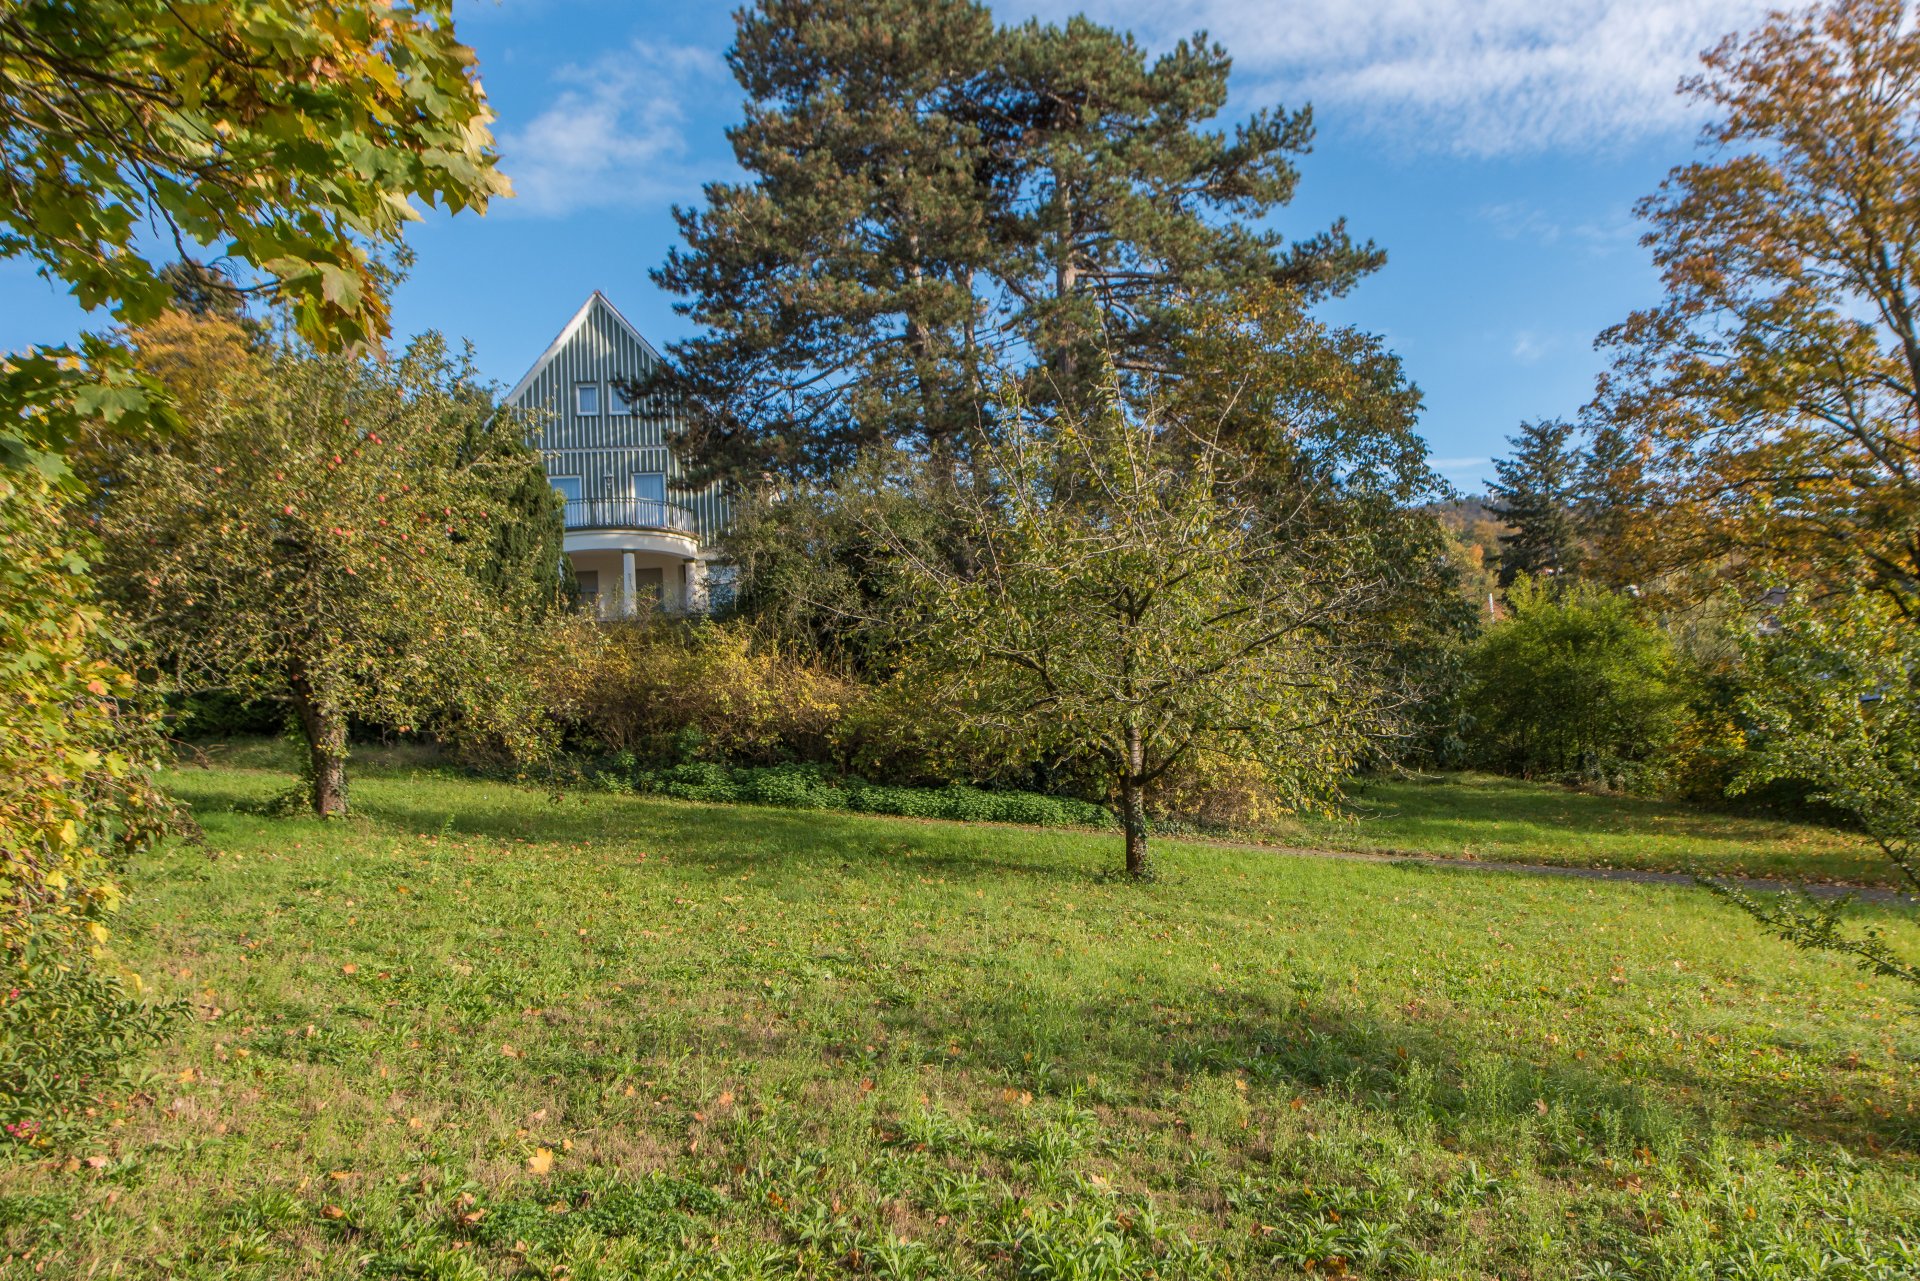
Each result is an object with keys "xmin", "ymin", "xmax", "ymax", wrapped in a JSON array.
[
  {"xmin": 1, "ymin": 0, "xmax": 508, "ymax": 354},
  {"xmin": 1596, "ymin": 0, "xmax": 1920, "ymax": 620},
  {"xmin": 1, "ymin": 0, "xmax": 510, "ymax": 1129}
]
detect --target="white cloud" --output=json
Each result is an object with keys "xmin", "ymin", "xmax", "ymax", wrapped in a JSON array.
[
  {"xmin": 1015, "ymin": 1, "xmax": 1807, "ymax": 155},
  {"xmin": 1510, "ymin": 330, "xmax": 1557, "ymax": 363},
  {"xmin": 497, "ymin": 42, "xmax": 723, "ymax": 217}
]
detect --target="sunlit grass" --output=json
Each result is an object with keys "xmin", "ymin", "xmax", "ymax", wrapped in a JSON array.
[
  {"xmin": 1260, "ymin": 771, "xmax": 1885, "ymax": 885},
  {"xmin": 2, "ymin": 762, "xmax": 1915, "ymax": 1278}
]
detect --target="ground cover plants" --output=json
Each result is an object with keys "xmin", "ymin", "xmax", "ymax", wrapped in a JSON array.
[
  {"xmin": 618, "ymin": 761, "xmax": 1114, "ymax": 831},
  {"xmin": 0, "ymin": 760, "xmax": 1914, "ymax": 1278}
]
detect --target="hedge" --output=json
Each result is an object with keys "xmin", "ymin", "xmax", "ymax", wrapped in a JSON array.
[{"xmin": 606, "ymin": 761, "xmax": 1113, "ymax": 829}]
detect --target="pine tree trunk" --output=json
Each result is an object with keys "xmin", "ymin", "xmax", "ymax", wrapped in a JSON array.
[
  {"xmin": 1120, "ymin": 722, "xmax": 1150, "ymax": 880},
  {"xmin": 290, "ymin": 682, "xmax": 349, "ymax": 818}
]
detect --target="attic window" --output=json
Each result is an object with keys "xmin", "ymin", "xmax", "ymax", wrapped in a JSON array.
[
  {"xmin": 575, "ymin": 382, "xmax": 600, "ymax": 416},
  {"xmin": 609, "ymin": 382, "xmax": 632, "ymax": 415}
]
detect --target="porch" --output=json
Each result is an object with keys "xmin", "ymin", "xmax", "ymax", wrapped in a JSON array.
[{"xmin": 567, "ymin": 546, "xmax": 707, "ymax": 617}]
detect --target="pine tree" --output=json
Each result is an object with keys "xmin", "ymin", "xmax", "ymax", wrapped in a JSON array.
[
  {"xmin": 1488, "ymin": 419, "xmax": 1583, "ymax": 584},
  {"xmin": 988, "ymin": 17, "xmax": 1380, "ymax": 400},
  {"xmin": 649, "ymin": 0, "xmax": 999, "ymax": 486},
  {"xmin": 648, "ymin": 0, "xmax": 1380, "ymax": 486}
]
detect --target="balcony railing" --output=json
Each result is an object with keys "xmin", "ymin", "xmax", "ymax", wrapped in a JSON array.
[{"xmin": 563, "ymin": 497, "xmax": 697, "ymax": 536}]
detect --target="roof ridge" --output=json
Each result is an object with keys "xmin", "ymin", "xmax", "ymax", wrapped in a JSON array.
[{"xmin": 502, "ymin": 291, "xmax": 669, "ymax": 406}]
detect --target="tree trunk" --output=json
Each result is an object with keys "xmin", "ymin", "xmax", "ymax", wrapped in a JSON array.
[
  {"xmin": 1119, "ymin": 722, "xmax": 1150, "ymax": 880},
  {"xmin": 290, "ymin": 683, "xmax": 349, "ymax": 818}
]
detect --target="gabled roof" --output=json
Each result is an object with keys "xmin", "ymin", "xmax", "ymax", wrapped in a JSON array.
[{"xmin": 503, "ymin": 290, "xmax": 669, "ymax": 406}]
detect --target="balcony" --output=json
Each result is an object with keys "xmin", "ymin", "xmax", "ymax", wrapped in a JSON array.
[{"xmin": 562, "ymin": 497, "xmax": 697, "ymax": 536}]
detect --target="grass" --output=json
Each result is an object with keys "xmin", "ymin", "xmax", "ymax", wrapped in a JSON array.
[
  {"xmin": 1251, "ymin": 772, "xmax": 1888, "ymax": 887},
  {"xmin": 3, "ymin": 758, "xmax": 1917, "ymax": 1279},
  {"xmin": 186, "ymin": 739, "xmax": 1887, "ymax": 885}
]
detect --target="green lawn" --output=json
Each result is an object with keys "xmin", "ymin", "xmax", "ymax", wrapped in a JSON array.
[
  {"xmin": 1258, "ymin": 772, "xmax": 1888, "ymax": 886},
  {"xmin": 3, "ymin": 764, "xmax": 1917, "ymax": 1278}
]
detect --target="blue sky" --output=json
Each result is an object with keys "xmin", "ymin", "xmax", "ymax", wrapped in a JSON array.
[{"xmin": 0, "ymin": 0, "xmax": 1793, "ymax": 494}]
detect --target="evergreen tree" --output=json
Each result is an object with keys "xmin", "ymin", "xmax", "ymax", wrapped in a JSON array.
[
  {"xmin": 649, "ymin": 0, "xmax": 999, "ymax": 485},
  {"xmin": 1576, "ymin": 421, "xmax": 1650, "ymax": 590},
  {"xmin": 455, "ymin": 397, "xmax": 573, "ymax": 615},
  {"xmin": 647, "ymin": 0, "xmax": 1380, "ymax": 486},
  {"xmin": 988, "ymin": 17, "xmax": 1379, "ymax": 401},
  {"xmin": 1487, "ymin": 419, "xmax": 1583, "ymax": 584}
]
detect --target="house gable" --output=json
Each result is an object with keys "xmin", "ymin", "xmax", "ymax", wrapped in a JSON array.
[{"xmin": 504, "ymin": 292, "xmax": 728, "ymax": 543}]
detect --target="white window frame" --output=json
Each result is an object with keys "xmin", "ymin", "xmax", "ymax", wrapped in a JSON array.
[
  {"xmin": 550, "ymin": 476, "xmax": 583, "ymax": 503},
  {"xmin": 574, "ymin": 382, "xmax": 600, "ymax": 416},
  {"xmin": 631, "ymin": 471, "xmax": 667, "ymax": 502},
  {"xmin": 609, "ymin": 381, "xmax": 633, "ymax": 415}
]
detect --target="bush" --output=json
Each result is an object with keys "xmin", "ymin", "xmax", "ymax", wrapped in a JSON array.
[
  {"xmin": 1, "ymin": 469, "xmax": 177, "ymax": 1151},
  {"xmin": 613, "ymin": 760, "xmax": 1113, "ymax": 829},
  {"xmin": 1465, "ymin": 577, "xmax": 1682, "ymax": 783},
  {"xmin": 1, "ymin": 944, "xmax": 181, "ymax": 1149},
  {"xmin": 737, "ymin": 764, "xmax": 846, "ymax": 810},
  {"xmin": 538, "ymin": 615, "xmax": 854, "ymax": 766}
]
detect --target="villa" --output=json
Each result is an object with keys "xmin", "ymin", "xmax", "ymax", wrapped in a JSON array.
[{"xmin": 504, "ymin": 292, "xmax": 731, "ymax": 616}]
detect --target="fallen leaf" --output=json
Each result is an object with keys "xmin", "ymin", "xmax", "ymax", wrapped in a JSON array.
[
  {"xmin": 526, "ymin": 1147, "xmax": 554, "ymax": 1176},
  {"xmin": 321, "ymin": 1204, "xmax": 346, "ymax": 1220}
]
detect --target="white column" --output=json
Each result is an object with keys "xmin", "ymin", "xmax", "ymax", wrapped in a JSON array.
[
  {"xmin": 621, "ymin": 551, "xmax": 638, "ymax": 619},
  {"xmin": 683, "ymin": 558, "xmax": 705, "ymax": 614}
]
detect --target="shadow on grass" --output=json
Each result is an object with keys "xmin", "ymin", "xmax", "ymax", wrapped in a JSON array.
[
  {"xmin": 355, "ymin": 786, "xmax": 1115, "ymax": 883},
  {"xmin": 169, "ymin": 769, "xmax": 1917, "ymax": 1160}
]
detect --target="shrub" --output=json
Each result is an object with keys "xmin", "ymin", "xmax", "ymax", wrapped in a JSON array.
[
  {"xmin": 1465, "ymin": 577, "xmax": 1682, "ymax": 783},
  {"xmin": 843, "ymin": 781, "xmax": 1110, "ymax": 828},
  {"xmin": 539, "ymin": 615, "xmax": 854, "ymax": 766},
  {"xmin": 737, "ymin": 764, "xmax": 846, "ymax": 811},
  {"xmin": 1, "ymin": 944, "xmax": 180, "ymax": 1149},
  {"xmin": 612, "ymin": 760, "xmax": 1113, "ymax": 829},
  {"xmin": 1, "ymin": 469, "xmax": 178, "ymax": 1151}
]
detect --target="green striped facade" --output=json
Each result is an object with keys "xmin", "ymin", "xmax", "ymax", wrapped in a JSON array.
[{"xmin": 503, "ymin": 292, "xmax": 731, "ymax": 545}]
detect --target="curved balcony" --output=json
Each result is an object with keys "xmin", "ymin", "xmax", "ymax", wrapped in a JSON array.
[{"xmin": 563, "ymin": 497, "xmax": 697, "ymax": 536}]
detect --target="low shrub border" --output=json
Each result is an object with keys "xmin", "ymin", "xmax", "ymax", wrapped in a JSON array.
[{"xmin": 597, "ymin": 760, "xmax": 1116, "ymax": 830}]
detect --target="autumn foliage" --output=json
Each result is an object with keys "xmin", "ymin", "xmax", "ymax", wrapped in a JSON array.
[{"xmin": 91, "ymin": 335, "xmax": 561, "ymax": 815}]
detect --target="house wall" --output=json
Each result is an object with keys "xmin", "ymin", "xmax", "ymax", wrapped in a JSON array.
[
  {"xmin": 569, "ymin": 548, "xmax": 695, "ymax": 617},
  {"xmin": 505, "ymin": 295, "xmax": 731, "ymax": 544}
]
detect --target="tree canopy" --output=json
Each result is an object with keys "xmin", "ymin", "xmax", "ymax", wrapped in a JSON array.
[
  {"xmin": 650, "ymin": 0, "xmax": 1381, "ymax": 487},
  {"xmin": 1596, "ymin": 0, "xmax": 1920, "ymax": 621},
  {"xmin": 888, "ymin": 377, "xmax": 1397, "ymax": 878},
  {"xmin": 1, "ymin": 0, "xmax": 509, "ymax": 352},
  {"xmin": 92, "ymin": 337, "xmax": 557, "ymax": 815}
]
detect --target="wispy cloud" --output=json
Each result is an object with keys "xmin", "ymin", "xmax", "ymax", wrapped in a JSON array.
[
  {"xmin": 1480, "ymin": 201, "xmax": 1642, "ymax": 254},
  {"xmin": 1510, "ymin": 330, "xmax": 1556, "ymax": 364},
  {"xmin": 1018, "ymin": 1, "xmax": 1804, "ymax": 155},
  {"xmin": 497, "ymin": 41, "xmax": 724, "ymax": 217}
]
